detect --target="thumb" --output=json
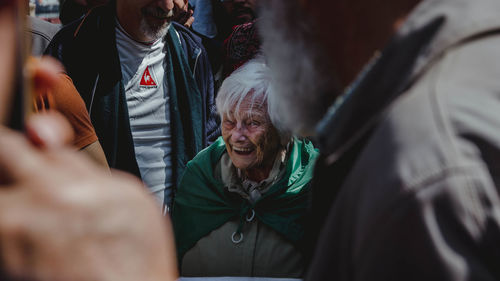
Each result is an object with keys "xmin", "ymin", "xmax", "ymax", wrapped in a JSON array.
[{"xmin": 25, "ymin": 111, "xmax": 74, "ymax": 149}]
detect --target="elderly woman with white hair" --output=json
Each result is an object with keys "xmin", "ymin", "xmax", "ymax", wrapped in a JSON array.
[{"xmin": 172, "ymin": 58, "xmax": 318, "ymax": 278}]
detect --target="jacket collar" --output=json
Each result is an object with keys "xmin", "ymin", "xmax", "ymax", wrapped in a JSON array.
[
  {"xmin": 316, "ymin": 0, "xmax": 500, "ymax": 161},
  {"xmin": 73, "ymin": 2, "xmax": 122, "ymax": 93}
]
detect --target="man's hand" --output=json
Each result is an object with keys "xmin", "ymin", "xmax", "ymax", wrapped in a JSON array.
[
  {"xmin": 0, "ymin": 56, "xmax": 178, "ymax": 280},
  {"xmin": 172, "ymin": 0, "xmax": 195, "ymax": 28},
  {"xmin": 0, "ymin": 120, "xmax": 179, "ymax": 281}
]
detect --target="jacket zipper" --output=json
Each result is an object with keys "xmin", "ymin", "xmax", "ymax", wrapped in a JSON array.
[
  {"xmin": 193, "ymin": 48, "xmax": 201, "ymax": 80},
  {"xmin": 88, "ymin": 74, "xmax": 100, "ymax": 117}
]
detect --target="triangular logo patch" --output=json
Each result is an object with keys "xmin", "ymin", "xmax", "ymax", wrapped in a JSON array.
[{"xmin": 140, "ymin": 66, "xmax": 157, "ymax": 87}]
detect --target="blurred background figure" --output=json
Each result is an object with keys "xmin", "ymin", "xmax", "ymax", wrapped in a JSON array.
[
  {"xmin": 31, "ymin": 0, "xmax": 60, "ymax": 23},
  {"xmin": 189, "ymin": 0, "xmax": 217, "ymax": 38},
  {"xmin": 26, "ymin": 0, "xmax": 60, "ymax": 55},
  {"xmin": 222, "ymin": 20, "xmax": 260, "ymax": 78},
  {"xmin": 190, "ymin": 0, "xmax": 256, "ymax": 40},
  {"xmin": 27, "ymin": 15, "xmax": 59, "ymax": 55},
  {"xmin": 188, "ymin": 0, "xmax": 259, "ymax": 86},
  {"xmin": 220, "ymin": 0, "xmax": 256, "ymax": 29}
]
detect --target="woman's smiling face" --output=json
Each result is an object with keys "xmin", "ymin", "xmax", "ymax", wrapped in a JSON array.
[{"xmin": 221, "ymin": 94, "xmax": 280, "ymax": 173}]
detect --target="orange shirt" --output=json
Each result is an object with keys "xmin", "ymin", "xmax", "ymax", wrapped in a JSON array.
[{"xmin": 34, "ymin": 74, "xmax": 98, "ymax": 149}]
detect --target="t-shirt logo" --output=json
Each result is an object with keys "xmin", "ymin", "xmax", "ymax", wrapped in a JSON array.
[{"xmin": 140, "ymin": 66, "xmax": 158, "ymax": 89}]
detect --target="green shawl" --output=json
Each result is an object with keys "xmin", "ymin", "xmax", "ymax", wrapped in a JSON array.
[{"xmin": 172, "ymin": 137, "xmax": 319, "ymax": 260}]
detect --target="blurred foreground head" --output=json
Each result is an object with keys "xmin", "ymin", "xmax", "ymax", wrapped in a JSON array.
[
  {"xmin": 258, "ymin": 0, "xmax": 338, "ymax": 136},
  {"xmin": 258, "ymin": 0, "xmax": 420, "ymax": 136}
]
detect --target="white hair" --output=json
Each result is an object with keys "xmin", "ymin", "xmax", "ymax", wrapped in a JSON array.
[
  {"xmin": 217, "ymin": 58, "xmax": 264, "ymax": 121},
  {"xmin": 216, "ymin": 57, "xmax": 290, "ymax": 138}
]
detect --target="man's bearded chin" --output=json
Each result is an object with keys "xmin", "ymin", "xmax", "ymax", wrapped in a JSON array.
[
  {"xmin": 258, "ymin": 0, "xmax": 340, "ymax": 137},
  {"xmin": 140, "ymin": 8, "xmax": 172, "ymax": 41}
]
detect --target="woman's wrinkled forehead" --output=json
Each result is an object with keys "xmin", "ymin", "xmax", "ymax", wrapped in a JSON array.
[{"xmin": 225, "ymin": 94, "xmax": 269, "ymax": 120}]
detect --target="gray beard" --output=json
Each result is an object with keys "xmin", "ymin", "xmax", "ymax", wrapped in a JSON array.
[
  {"xmin": 140, "ymin": 19, "xmax": 170, "ymax": 41},
  {"xmin": 139, "ymin": 19, "xmax": 170, "ymax": 42},
  {"xmin": 258, "ymin": 0, "xmax": 340, "ymax": 136}
]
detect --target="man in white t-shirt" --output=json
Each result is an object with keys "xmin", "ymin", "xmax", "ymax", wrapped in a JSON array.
[{"xmin": 46, "ymin": 0, "xmax": 220, "ymax": 209}]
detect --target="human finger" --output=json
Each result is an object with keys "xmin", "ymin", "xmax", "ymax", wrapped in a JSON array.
[
  {"xmin": 0, "ymin": 190, "xmax": 29, "ymax": 278},
  {"xmin": 184, "ymin": 15, "xmax": 195, "ymax": 28},
  {"xmin": 173, "ymin": 0, "xmax": 188, "ymax": 11},
  {"xmin": 174, "ymin": 9, "xmax": 193, "ymax": 26},
  {"xmin": 25, "ymin": 111, "xmax": 74, "ymax": 149},
  {"xmin": 28, "ymin": 57, "xmax": 64, "ymax": 93},
  {"xmin": 0, "ymin": 127, "xmax": 43, "ymax": 183}
]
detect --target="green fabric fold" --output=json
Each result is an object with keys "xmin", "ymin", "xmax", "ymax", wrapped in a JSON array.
[{"xmin": 172, "ymin": 137, "xmax": 318, "ymax": 261}]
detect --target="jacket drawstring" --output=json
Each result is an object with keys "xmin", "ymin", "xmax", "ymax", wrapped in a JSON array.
[{"xmin": 88, "ymin": 74, "xmax": 99, "ymax": 117}]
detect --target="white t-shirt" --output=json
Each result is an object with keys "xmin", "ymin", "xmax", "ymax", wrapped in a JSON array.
[{"xmin": 116, "ymin": 22, "xmax": 173, "ymax": 206}]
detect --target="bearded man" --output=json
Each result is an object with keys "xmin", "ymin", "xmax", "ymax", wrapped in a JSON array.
[
  {"xmin": 46, "ymin": 0, "xmax": 219, "ymax": 209},
  {"xmin": 259, "ymin": 0, "xmax": 500, "ymax": 280}
]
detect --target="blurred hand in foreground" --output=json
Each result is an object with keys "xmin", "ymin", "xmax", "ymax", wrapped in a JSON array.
[{"xmin": 0, "ymin": 58, "xmax": 178, "ymax": 281}]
